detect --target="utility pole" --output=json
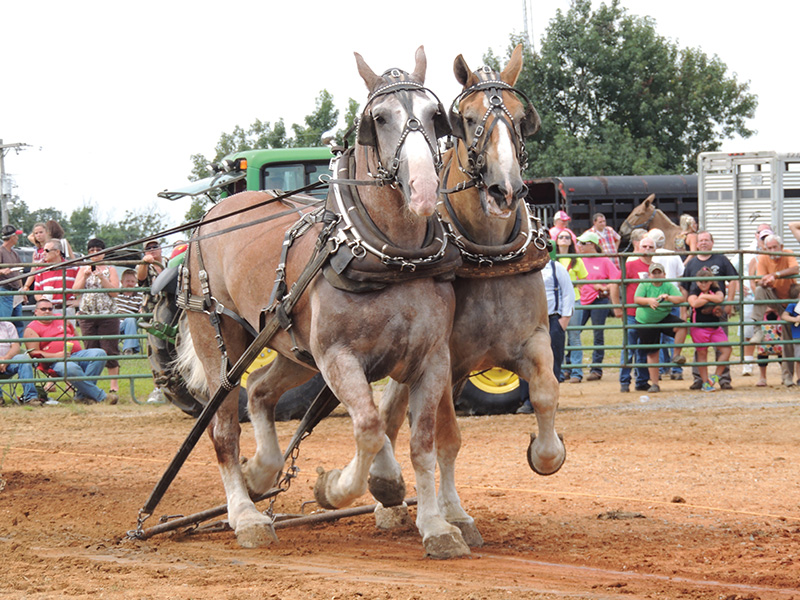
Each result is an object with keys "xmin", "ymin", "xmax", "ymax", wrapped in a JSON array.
[{"xmin": 0, "ymin": 139, "xmax": 31, "ymax": 227}]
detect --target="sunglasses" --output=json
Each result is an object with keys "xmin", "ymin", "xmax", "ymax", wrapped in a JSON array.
[
  {"xmin": 45, "ymin": 248, "xmax": 60, "ymax": 253},
  {"xmin": 37, "ymin": 306, "xmax": 54, "ymax": 312}
]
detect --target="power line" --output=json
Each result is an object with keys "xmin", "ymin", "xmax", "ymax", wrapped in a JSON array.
[{"xmin": 0, "ymin": 140, "xmax": 32, "ymax": 227}]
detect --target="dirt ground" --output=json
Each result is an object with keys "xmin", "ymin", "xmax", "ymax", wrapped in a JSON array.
[{"xmin": 1, "ymin": 365, "xmax": 799, "ymax": 600}]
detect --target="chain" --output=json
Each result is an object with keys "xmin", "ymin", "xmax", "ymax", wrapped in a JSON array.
[{"xmin": 264, "ymin": 433, "xmax": 306, "ymax": 519}]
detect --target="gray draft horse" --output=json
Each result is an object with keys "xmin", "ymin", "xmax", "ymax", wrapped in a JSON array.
[
  {"xmin": 370, "ymin": 45, "xmax": 567, "ymax": 547},
  {"xmin": 176, "ymin": 47, "xmax": 471, "ymax": 558}
]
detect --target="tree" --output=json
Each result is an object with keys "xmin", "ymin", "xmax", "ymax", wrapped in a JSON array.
[
  {"xmin": 95, "ymin": 205, "xmax": 168, "ymax": 249},
  {"xmin": 503, "ymin": 0, "xmax": 757, "ymax": 176}
]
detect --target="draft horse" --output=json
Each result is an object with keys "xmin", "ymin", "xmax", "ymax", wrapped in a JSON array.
[
  {"xmin": 371, "ymin": 45, "xmax": 567, "ymax": 547},
  {"xmin": 618, "ymin": 193, "xmax": 682, "ymax": 250},
  {"xmin": 175, "ymin": 47, "xmax": 470, "ymax": 558}
]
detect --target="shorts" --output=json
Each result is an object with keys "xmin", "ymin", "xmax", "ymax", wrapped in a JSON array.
[
  {"xmin": 79, "ymin": 316, "xmax": 121, "ymax": 370},
  {"xmin": 638, "ymin": 314, "xmax": 685, "ymax": 351},
  {"xmin": 690, "ymin": 325, "xmax": 727, "ymax": 348}
]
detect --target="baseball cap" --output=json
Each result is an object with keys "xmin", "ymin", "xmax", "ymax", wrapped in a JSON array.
[
  {"xmin": 554, "ymin": 210, "xmax": 571, "ymax": 221},
  {"xmin": 758, "ymin": 229, "xmax": 774, "ymax": 240},
  {"xmin": 648, "ymin": 262, "xmax": 665, "ymax": 274},
  {"xmin": 576, "ymin": 231, "xmax": 600, "ymax": 246},
  {"xmin": 144, "ymin": 240, "xmax": 160, "ymax": 250},
  {"xmin": 1, "ymin": 225, "xmax": 22, "ymax": 240}
]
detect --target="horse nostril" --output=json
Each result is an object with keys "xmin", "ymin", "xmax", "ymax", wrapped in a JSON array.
[
  {"xmin": 516, "ymin": 183, "xmax": 529, "ymax": 201},
  {"xmin": 488, "ymin": 184, "xmax": 507, "ymax": 202}
]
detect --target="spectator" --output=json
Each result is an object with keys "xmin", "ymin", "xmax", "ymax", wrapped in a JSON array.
[
  {"xmin": 574, "ymin": 231, "xmax": 622, "ymax": 382},
  {"xmin": 555, "ymin": 231, "xmax": 588, "ymax": 383},
  {"xmin": 116, "ymin": 269, "xmax": 144, "ymax": 356},
  {"xmin": 136, "ymin": 240, "xmax": 165, "ymax": 320},
  {"xmin": 589, "ymin": 212, "xmax": 621, "ymax": 267},
  {"xmin": 751, "ymin": 234, "xmax": 800, "ymax": 387},
  {"xmin": 549, "ymin": 210, "xmax": 577, "ymax": 246},
  {"xmin": 27, "ymin": 222, "xmax": 48, "ymax": 263},
  {"xmin": 634, "ymin": 262, "xmax": 688, "ymax": 393},
  {"xmin": 517, "ymin": 259, "xmax": 574, "ymax": 414},
  {"xmin": 24, "ymin": 299, "xmax": 110, "ymax": 403},
  {"xmin": 619, "ymin": 234, "xmax": 655, "ymax": 392},
  {"xmin": 0, "ymin": 319, "xmax": 46, "ymax": 405},
  {"xmin": 73, "ymin": 238, "xmax": 121, "ymax": 403},
  {"xmin": 674, "ymin": 214, "xmax": 699, "ymax": 264},
  {"xmin": 681, "ymin": 231, "xmax": 739, "ymax": 390},
  {"xmin": 30, "ymin": 240, "xmax": 78, "ymax": 315},
  {"xmin": 44, "ymin": 219, "xmax": 75, "ymax": 259},
  {"xmin": 0, "ymin": 224, "xmax": 26, "ymax": 336},
  {"xmin": 780, "ymin": 290, "xmax": 800, "ymax": 386},
  {"xmin": 741, "ymin": 227, "xmax": 773, "ymax": 374},
  {"xmin": 647, "ymin": 228, "xmax": 685, "ymax": 381},
  {"xmin": 687, "ymin": 267, "xmax": 732, "ymax": 392}
]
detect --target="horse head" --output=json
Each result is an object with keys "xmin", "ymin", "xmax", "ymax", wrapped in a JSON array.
[
  {"xmin": 354, "ymin": 46, "xmax": 450, "ymax": 217},
  {"xmin": 448, "ymin": 44, "xmax": 540, "ymax": 219},
  {"xmin": 619, "ymin": 193, "xmax": 657, "ymax": 237}
]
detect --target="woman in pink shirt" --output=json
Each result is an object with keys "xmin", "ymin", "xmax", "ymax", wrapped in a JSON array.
[{"xmin": 574, "ymin": 231, "xmax": 622, "ymax": 382}]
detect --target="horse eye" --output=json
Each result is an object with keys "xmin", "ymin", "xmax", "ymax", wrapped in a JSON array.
[{"xmin": 374, "ymin": 114, "xmax": 386, "ymax": 126}]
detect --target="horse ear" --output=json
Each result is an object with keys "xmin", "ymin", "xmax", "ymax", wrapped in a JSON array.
[
  {"xmin": 500, "ymin": 44, "xmax": 524, "ymax": 86},
  {"xmin": 453, "ymin": 54, "xmax": 478, "ymax": 88},
  {"xmin": 644, "ymin": 193, "xmax": 656, "ymax": 206},
  {"xmin": 354, "ymin": 52, "xmax": 381, "ymax": 91},
  {"xmin": 411, "ymin": 45, "xmax": 427, "ymax": 84}
]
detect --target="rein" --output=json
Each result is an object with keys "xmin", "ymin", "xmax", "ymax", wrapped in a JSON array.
[{"xmin": 625, "ymin": 207, "xmax": 658, "ymax": 232}]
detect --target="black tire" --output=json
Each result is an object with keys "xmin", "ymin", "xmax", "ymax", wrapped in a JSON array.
[
  {"xmin": 275, "ymin": 373, "xmax": 327, "ymax": 421},
  {"xmin": 455, "ymin": 369, "xmax": 525, "ymax": 416}
]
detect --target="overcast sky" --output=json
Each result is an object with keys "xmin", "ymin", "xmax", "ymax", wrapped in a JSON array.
[{"xmin": 3, "ymin": 0, "xmax": 798, "ymax": 236}]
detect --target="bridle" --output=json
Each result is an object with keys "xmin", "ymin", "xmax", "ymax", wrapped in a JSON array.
[
  {"xmin": 444, "ymin": 66, "xmax": 540, "ymax": 195},
  {"xmin": 355, "ymin": 68, "xmax": 450, "ymax": 186},
  {"xmin": 625, "ymin": 205, "xmax": 658, "ymax": 232}
]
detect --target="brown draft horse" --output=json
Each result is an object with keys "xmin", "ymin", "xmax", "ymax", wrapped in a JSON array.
[
  {"xmin": 371, "ymin": 45, "xmax": 567, "ymax": 547},
  {"xmin": 176, "ymin": 47, "xmax": 470, "ymax": 558},
  {"xmin": 619, "ymin": 193, "xmax": 682, "ymax": 250}
]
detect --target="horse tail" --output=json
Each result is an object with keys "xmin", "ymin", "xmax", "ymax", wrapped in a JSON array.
[{"xmin": 174, "ymin": 326, "xmax": 210, "ymax": 397}]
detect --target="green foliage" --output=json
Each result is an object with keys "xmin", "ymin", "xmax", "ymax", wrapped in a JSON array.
[
  {"xmin": 290, "ymin": 90, "xmax": 339, "ymax": 147},
  {"xmin": 510, "ymin": 0, "xmax": 757, "ymax": 176},
  {"xmin": 67, "ymin": 205, "xmax": 98, "ymax": 253},
  {"xmin": 94, "ymin": 206, "xmax": 168, "ymax": 250}
]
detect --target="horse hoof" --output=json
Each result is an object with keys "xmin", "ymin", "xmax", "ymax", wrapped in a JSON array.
[
  {"xmin": 313, "ymin": 466, "xmax": 341, "ymax": 510},
  {"xmin": 423, "ymin": 530, "xmax": 471, "ymax": 559},
  {"xmin": 527, "ymin": 433, "xmax": 566, "ymax": 476},
  {"xmin": 374, "ymin": 502, "xmax": 414, "ymax": 530},
  {"xmin": 235, "ymin": 521, "xmax": 278, "ymax": 548},
  {"xmin": 451, "ymin": 518, "xmax": 484, "ymax": 547},
  {"xmin": 368, "ymin": 474, "xmax": 406, "ymax": 507}
]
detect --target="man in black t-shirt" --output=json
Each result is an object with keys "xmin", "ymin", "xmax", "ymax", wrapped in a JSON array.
[{"xmin": 680, "ymin": 231, "xmax": 739, "ymax": 389}]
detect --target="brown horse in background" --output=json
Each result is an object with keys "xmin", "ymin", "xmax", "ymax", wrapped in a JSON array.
[
  {"xmin": 176, "ymin": 47, "xmax": 470, "ymax": 558},
  {"xmin": 619, "ymin": 193, "xmax": 682, "ymax": 250},
  {"xmin": 371, "ymin": 45, "xmax": 567, "ymax": 547}
]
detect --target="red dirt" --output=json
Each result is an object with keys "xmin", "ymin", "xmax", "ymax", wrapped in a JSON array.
[{"xmin": 1, "ymin": 372, "xmax": 799, "ymax": 599}]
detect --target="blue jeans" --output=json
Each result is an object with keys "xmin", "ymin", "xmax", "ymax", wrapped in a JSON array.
[
  {"xmin": 3, "ymin": 357, "xmax": 38, "ymax": 401},
  {"xmin": 0, "ymin": 290, "xmax": 24, "ymax": 337},
  {"xmin": 619, "ymin": 314, "xmax": 649, "ymax": 388},
  {"xmin": 50, "ymin": 348, "xmax": 108, "ymax": 402},
  {"xmin": 563, "ymin": 310, "xmax": 583, "ymax": 380},
  {"xmin": 578, "ymin": 296, "xmax": 611, "ymax": 376},
  {"xmin": 659, "ymin": 307, "xmax": 682, "ymax": 375},
  {"xmin": 120, "ymin": 317, "xmax": 140, "ymax": 353}
]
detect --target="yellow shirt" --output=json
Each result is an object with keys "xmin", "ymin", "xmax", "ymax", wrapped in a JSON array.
[{"xmin": 558, "ymin": 256, "xmax": 588, "ymax": 301}]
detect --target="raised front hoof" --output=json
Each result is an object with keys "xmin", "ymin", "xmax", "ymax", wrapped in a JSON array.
[
  {"xmin": 368, "ymin": 474, "xmax": 406, "ymax": 508},
  {"xmin": 451, "ymin": 518, "xmax": 484, "ymax": 548},
  {"xmin": 374, "ymin": 502, "xmax": 414, "ymax": 530},
  {"xmin": 423, "ymin": 530, "xmax": 471, "ymax": 559},
  {"xmin": 526, "ymin": 433, "xmax": 566, "ymax": 476},
  {"xmin": 234, "ymin": 520, "xmax": 278, "ymax": 549},
  {"xmin": 313, "ymin": 466, "xmax": 341, "ymax": 510}
]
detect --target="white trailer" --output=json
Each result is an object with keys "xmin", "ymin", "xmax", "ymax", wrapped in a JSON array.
[{"xmin": 698, "ymin": 151, "xmax": 800, "ymax": 254}]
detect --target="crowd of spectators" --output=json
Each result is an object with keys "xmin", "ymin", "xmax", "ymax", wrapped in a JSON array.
[
  {"xmin": 548, "ymin": 209, "xmax": 800, "ymax": 393},
  {"xmin": 0, "ymin": 222, "xmax": 166, "ymax": 406}
]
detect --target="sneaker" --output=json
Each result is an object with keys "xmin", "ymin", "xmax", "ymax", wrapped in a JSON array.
[
  {"xmin": 635, "ymin": 383, "xmax": 651, "ymax": 392},
  {"xmin": 20, "ymin": 396, "xmax": 43, "ymax": 407},
  {"xmin": 702, "ymin": 381, "xmax": 716, "ymax": 392},
  {"xmin": 586, "ymin": 372, "xmax": 602, "ymax": 381},
  {"xmin": 741, "ymin": 363, "xmax": 754, "ymax": 376},
  {"xmin": 783, "ymin": 376, "xmax": 796, "ymax": 388},
  {"xmin": 107, "ymin": 391, "xmax": 119, "ymax": 405},
  {"xmin": 122, "ymin": 348, "xmax": 137, "ymax": 356},
  {"xmin": 709, "ymin": 374, "xmax": 720, "ymax": 387},
  {"xmin": 516, "ymin": 400, "xmax": 533, "ymax": 414},
  {"xmin": 647, "ymin": 384, "xmax": 661, "ymax": 393},
  {"xmin": 73, "ymin": 395, "xmax": 95, "ymax": 405},
  {"xmin": 569, "ymin": 377, "xmax": 581, "ymax": 383},
  {"xmin": 620, "ymin": 384, "xmax": 630, "ymax": 393},
  {"xmin": 670, "ymin": 373, "xmax": 683, "ymax": 380},
  {"xmin": 671, "ymin": 354, "xmax": 686, "ymax": 365},
  {"xmin": 689, "ymin": 380, "xmax": 703, "ymax": 390},
  {"xmin": 720, "ymin": 382, "xmax": 733, "ymax": 390}
]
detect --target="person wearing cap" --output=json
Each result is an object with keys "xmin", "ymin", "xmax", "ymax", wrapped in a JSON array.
[
  {"xmin": 752, "ymin": 234, "xmax": 800, "ymax": 387},
  {"xmin": 135, "ymin": 240, "xmax": 165, "ymax": 325},
  {"xmin": 634, "ymin": 262, "xmax": 688, "ymax": 393},
  {"xmin": 588, "ymin": 213, "xmax": 621, "ymax": 267},
  {"xmin": 0, "ymin": 224, "xmax": 27, "ymax": 336},
  {"xmin": 740, "ymin": 226, "xmax": 773, "ymax": 374},
  {"xmin": 73, "ymin": 238, "xmax": 121, "ymax": 404},
  {"xmin": 574, "ymin": 230, "xmax": 622, "ymax": 382},
  {"xmin": 680, "ymin": 230, "xmax": 739, "ymax": 389},
  {"xmin": 687, "ymin": 267, "xmax": 732, "ymax": 392},
  {"xmin": 549, "ymin": 210, "xmax": 577, "ymax": 247}
]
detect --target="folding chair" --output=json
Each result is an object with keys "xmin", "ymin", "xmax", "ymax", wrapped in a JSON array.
[
  {"xmin": 29, "ymin": 352, "xmax": 75, "ymax": 403},
  {"xmin": 0, "ymin": 371, "xmax": 22, "ymax": 405}
]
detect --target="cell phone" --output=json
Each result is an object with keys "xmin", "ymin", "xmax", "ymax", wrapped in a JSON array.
[{"xmin": 91, "ymin": 265, "xmax": 96, "ymax": 272}]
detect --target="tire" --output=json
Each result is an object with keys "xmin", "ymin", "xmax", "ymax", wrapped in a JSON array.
[
  {"xmin": 275, "ymin": 373, "xmax": 327, "ymax": 421},
  {"xmin": 455, "ymin": 368, "xmax": 524, "ymax": 416}
]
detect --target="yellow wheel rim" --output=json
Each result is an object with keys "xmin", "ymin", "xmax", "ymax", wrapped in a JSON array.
[
  {"xmin": 468, "ymin": 368, "xmax": 520, "ymax": 394},
  {"xmin": 240, "ymin": 348, "xmax": 277, "ymax": 386}
]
